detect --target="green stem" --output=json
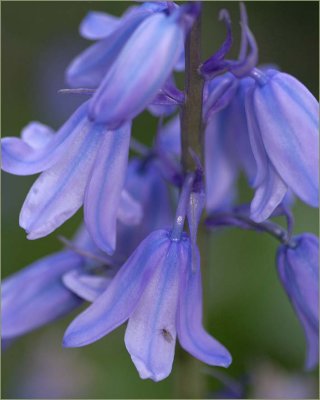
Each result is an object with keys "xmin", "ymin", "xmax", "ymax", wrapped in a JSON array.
[{"xmin": 181, "ymin": 9, "xmax": 204, "ymax": 172}]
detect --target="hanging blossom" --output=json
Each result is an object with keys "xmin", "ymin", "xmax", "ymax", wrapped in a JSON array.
[
  {"xmin": 63, "ymin": 173, "xmax": 231, "ymax": 382},
  {"xmin": 1, "ymin": 0, "xmax": 319, "ymax": 388},
  {"xmin": 66, "ymin": 1, "xmax": 183, "ymax": 88},
  {"xmin": 277, "ymin": 233, "xmax": 319, "ymax": 370},
  {"xmin": 206, "ymin": 203, "xmax": 319, "ymax": 370},
  {"xmin": 1, "ymin": 3, "xmax": 198, "ymax": 254},
  {"xmin": 1, "ymin": 108, "xmax": 134, "ymax": 254},
  {"xmin": 2, "ymin": 152, "xmax": 173, "ymax": 342},
  {"xmin": 199, "ymin": 4, "xmax": 319, "ymax": 221}
]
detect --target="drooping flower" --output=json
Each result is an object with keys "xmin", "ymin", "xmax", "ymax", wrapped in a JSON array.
[
  {"xmin": 245, "ymin": 69, "xmax": 319, "ymax": 221},
  {"xmin": 200, "ymin": 4, "xmax": 319, "ymax": 222},
  {"xmin": 88, "ymin": 4, "xmax": 199, "ymax": 127},
  {"xmin": 63, "ymin": 175, "xmax": 231, "ymax": 382},
  {"xmin": 66, "ymin": 2, "xmax": 180, "ymax": 88},
  {"xmin": 1, "ymin": 101, "xmax": 139, "ymax": 254},
  {"xmin": 2, "ymin": 149, "xmax": 175, "ymax": 342},
  {"xmin": 277, "ymin": 233, "xmax": 319, "ymax": 370},
  {"xmin": 1, "ymin": 226, "xmax": 111, "ymax": 340}
]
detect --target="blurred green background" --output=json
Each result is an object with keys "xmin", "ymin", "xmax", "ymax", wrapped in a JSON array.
[{"xmin": 2, "ymin": 1, "xmax": 319, "ymax": 398}]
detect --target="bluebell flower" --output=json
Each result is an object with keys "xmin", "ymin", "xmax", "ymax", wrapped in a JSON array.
[
  {"xmin": 1, "ymin": 226, "xmax": 110, "ymax": 340},
  {"xmin": 66, "ymin": 2, "xmax": 175, "ymax": 88},
  {"xmin": 63, "ymin": 175, "xmax": 231, "ymax": 382},
  {"xmin": 277, "ymin": 233, "xmax": 319, "ymax": 370},
  {"xmin": 2, "ymin": 152, "xmax": 173, "ymax": 343},
  {"xmin": 88, "ymin": 5, "xmax": 198, "ymax": 126},
  {"xmin": 200, "ymin": 5, "xmax": 319, "ymax": 221},
  {"xmin": 245, "ymin": 69, "xmax": 319, "ymax": 222},
  {"xmin": 1, "ymin": 101, "xmax": 138, "ymax": 254}
]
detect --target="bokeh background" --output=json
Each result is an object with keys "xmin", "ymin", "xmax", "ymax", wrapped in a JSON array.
[{"xmin": 2, "ymin": 1, "xmax": 319, "ymax": 398}]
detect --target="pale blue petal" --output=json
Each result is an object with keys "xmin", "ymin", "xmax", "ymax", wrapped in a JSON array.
[
  {"xmin": 66, "ymin": 39, "xmax": 119, "ymax": 88},
  {"xmin": 156, "ymin": 114, "xmax": 181, "ymax": 156},
  {"xmin": 123, "ymin": 158, "xmax": 173, "ymax": 232},
  {"xmin": 62, "ymin": 269, "xmax": 110, "ymax": 302},
  {"xmin": 147, "ymin": 103, "xmax": 177, "ymax": 117},
  {"xmin": 125, "ymin": 240, "xmax": 181, "ymax": 382},
  {"xmin": 113, "ymin": 159, "xmax": 173, "ymax": 261},
  {"xmin": 2, "ymin": 251, "xmax": 83, "ymax": 338},
  {"xmin": 245, "ymin": 87, "xmax": 269, "ymax": 187},
  {"xmin": 19, "ymin": 120, "xmax": 105, "ymax": 239},
  {"xmin": 84, "ymin": 123, "xmax": 131, "ymax": 254},
  {"xmin": 177, "ymin": 245, "xmax": 232, "ymax": 367},
  {"xmin": 89, "ymin": 12, "xmax": 184, "ymax": 126},
  {"xmin": 203, "ymin": 73, "xmax": 238, "ymax": 121},
  {"xmin": 230, "ymin": 78, "xmax": 256, "ymax": 184},
  {"xmin": 250, "ymin": 164, "xmax": 287, "ymax": 223},
  {"xmin": 302, "ymin": 312, "xmax": 319, "ymax": 370},
  {"xmin": 187, "ymin": 191, "xmax": 205, "ymax": 272},
  {"xmin": 1, "ymin": 102, "xmax": 89, "ymax": 176},
  {"xmin": 67, "ymin": 4, "xmax": 167, "ymax": 88},
  {"xmin": 254, "ymin": 73, "xmax": 319, "ymax": 206},
  {"xmin": 80, "ymin": 11, "xmax": 120, "ymax": 40},
  {"xmin": 63, "ymin": 230, "xmax": 169, "ymax": 347},
  {"xmin": 277, "ymin": 234, "xmax": 319, "ymax": 370},
  {"xmin": 205, "ymin": 110, "xmax": 238, "ymax": 212},
  {"xmin": 117, "ymin": 189, "xmax": 143, "ymax": 226},
  {"xmin": 285, "ymin": 234, "xmax": 319, "ymax": 326},
  {"xmin": 21, "ymin": 122, "xmax": 54, "ymax": 148}
]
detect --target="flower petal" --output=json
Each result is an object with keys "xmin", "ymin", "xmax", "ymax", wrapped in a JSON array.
[
  {"xmin": 63, "ymin": 230, "xmax": 169, "ymax": 347},
  {"xmin": 66, "ymin": 3, "xmax": 168, "ymax": 88},
  {"xmin": 21, "ymin": 122, "xmax": 54, "ymax": 148},
  {"xmin": 1, "ymin": 102, "xmax": 89, "ymax": 176},
  {"xmin": 177, "ymin": 246, "xmax": 232, "ymax": 367},
  {"xmin": 205, "ymin": 110, "xmax": 238, "ymax": 212},
  {"xmin": 203, "ymin": 73, "xmax": 238, "ymax": 121},
  {"xmin": 277, "ymin": 234, "xmax": 319, "ymax": 370},
  {"xmin": 230, "ymin": 78, "xmax": 256, "ymax": 184},
  {"xmin": 250, "ymin": 164, "xmax": 288, "ymax": 223},
  {"xmin": 245, "ymin": 86, "xmax": 269, "ymax": 187},
  {"xmin": 113, "ymin": 159, "xmax": 173, "ymax": 262},
  {"xmin": 117, "ymin": 189, "xmax": 143, "ymax": 226},
  {"xmin": 254, "ymin": 72, "xmax": 319, "ymax": 206},
  {"xmin": 19, "ymin": 119, "xmax": 105, "ymax": 239},
  {"xmin": 89, "ymin": 12, "xmax": 184, "ymax": 126},
  {"xmin": 2, "ymin": 251, "xmax": 83, "ymax": 338},
  {"xmin": 301, "ymin": 312, "xmax": 319, "ymax": 370},
  {"xmin": 156, "ymin": 114, "xmax": 181, "ymax": 156},
  {"xmin": 80, "ymin": 11, "xmax": 120, "ymax": 40},
  {"xmin": 125, "ymin": 240, "xmax": 181, "ymax": 382},
  {"xmin": 84, "ymin": 123, "xmax": 131, "ymax": 254},
  {"xmin": 62, "ymin": 269, "xmax": 110, "ymax": 302}
]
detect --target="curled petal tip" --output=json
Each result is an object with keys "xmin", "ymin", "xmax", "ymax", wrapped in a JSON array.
[
  {"xmin": 221, "ymin": 353, "xmax": 233, "ymax": 368},
  {"xmin": 130, "ymin": 355, "xmax": 171, "ymax": 382},
  {"xmin": 62, "ymin": 333, "xmax": 89, "ymax": 348},
  {"xmin": 62, "ymin": 323, "xmax": 100, "ymax": 348}
]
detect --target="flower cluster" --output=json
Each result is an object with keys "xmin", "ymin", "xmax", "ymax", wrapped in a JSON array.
[{"xmin": 2, "ymin": 1, "xmax": 319, "ymax": 384}]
